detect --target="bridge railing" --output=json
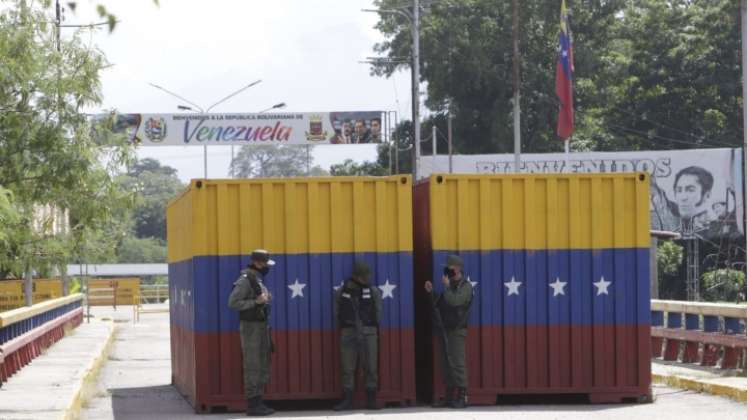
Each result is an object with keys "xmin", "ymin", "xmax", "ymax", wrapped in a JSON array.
[
  {"xmin": 651, "ymin": 300, "xmax": 747, "ymax": 370},
  {"xmin": 0, "ymin": 294, "xmax": 84, "ymax": 383}
]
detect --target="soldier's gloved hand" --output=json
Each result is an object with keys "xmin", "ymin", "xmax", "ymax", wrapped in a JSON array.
[
  {"xmin": 424, "ymin": 281, "xmax": 433, "ymax": 293},
  {"xmin": 256, "ymin": 293, "xmax": 269, "ymax": 305}
]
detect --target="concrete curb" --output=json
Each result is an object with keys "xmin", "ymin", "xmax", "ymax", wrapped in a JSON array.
[
  {"xmin": 61, "ymin": 321, "xmax": 117, "ymax": 420},
  {"xmin": 652, "ymin": 373, "xmax": 747, "ymax": 404}
]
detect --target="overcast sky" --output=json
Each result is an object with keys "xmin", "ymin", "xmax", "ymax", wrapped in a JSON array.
[{"xmin": 69, "ymin": 0, "xmax": 412, "ymax": 182}]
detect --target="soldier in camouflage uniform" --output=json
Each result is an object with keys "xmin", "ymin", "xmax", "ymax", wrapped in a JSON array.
[
  {"xmin": 333, "ymin": 260, "xmax": 383, "ymax": 411},
  {"xmin": 425, "ymin": 254, "xmax": 473, "ymax": 409},
  {"xmin": 228, "ymin": 250, "xmax": 276, "ymax": 417}
]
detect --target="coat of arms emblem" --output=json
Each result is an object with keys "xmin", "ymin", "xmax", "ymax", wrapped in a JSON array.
[
  {"xmin": 305, "ymin": 115, "xmax": 327, "ymax": 142},
  {"xmin": 144, "ymin": 117, "xmax": 167, "ymax": 142}
]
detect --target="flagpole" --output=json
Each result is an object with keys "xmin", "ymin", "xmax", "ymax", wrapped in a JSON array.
[{"xmin": 564, "ymin": 137, "xmax": 570, "ymax": 172}]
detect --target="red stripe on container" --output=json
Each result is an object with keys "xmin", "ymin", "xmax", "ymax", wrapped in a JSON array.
[
  {"xmin": 171, "ymin": 325, "xmax": 414, "ymax": 413},
  {"xmin": 431, "ymin": 325, "xmax": 650, "ymax": 404}
]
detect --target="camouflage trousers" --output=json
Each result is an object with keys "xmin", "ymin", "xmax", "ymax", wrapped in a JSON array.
[
  {"xmin": 239, "ymin": 320, "xmax": 272, "ymax": 399},
  {"xmin": 339, "ymin": 327, "xmax": 378, "ymax": 390}
]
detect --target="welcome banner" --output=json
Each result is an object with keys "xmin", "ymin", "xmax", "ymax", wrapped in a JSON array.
[
  {"xmin": 99, "ymin": 111, "xmax": 385, "ymax": 146},
  {"xmin": 420, "ymin": 148, "xmax": 744, "ymax": 240}
]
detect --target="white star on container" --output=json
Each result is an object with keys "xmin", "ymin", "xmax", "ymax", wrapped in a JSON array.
[
  {"xmin": 333, "ymin": 281, "xmax": 344, "ymax": 291},
  {"xmin": 549, "ymin": 277, "xmax": 567, "ymax": 297},
  {"xmin": 467, "ymin": 276, "xmax": 478, "ymax": 289},
  {"xmin": 504, "ymin": 277, "xmax": 522, "ymax": 296},
  {"xmin": 593, "ymin": 276, "xmax": 612, "ymax": 296},
  {"xmin": 288, "ymin": 279, "xmax": 306, "ymax": 298},
  {"xmin": 378, "ymin": 279, "xmax": 397, "ymax": 299}
]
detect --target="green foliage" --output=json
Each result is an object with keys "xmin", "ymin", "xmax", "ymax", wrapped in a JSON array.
[
  {"xmin": 657, "ymin": 240, "xmax": 684, "ymax": 276},
  {"xmin": 70, "ymin": 277, "xmax": 81, "ymax": 294},
  {"xmin": 118, "ymin": 158, "xmax": 184, "ymax": 241},
  {"xmin": 0, "ymin": 1, "xmax": 134, "ymax": 277},
  {"xmin": 230, "ymin": 145, "xmax": 326, "ymax": 178},
  {"xmin": 330, "ymin": 159, "xmax": 388, "ymax": 177},
  {"xmin": 372, "ymin": 0, "xmax": 741, "ymax": 154},
  {"xmin": 117, "ymin": 236, "xmax": 167, "ymax": 264},
  {"xmin": 702, "ymin": 269, "xmax": 745, "ymax": 302}
]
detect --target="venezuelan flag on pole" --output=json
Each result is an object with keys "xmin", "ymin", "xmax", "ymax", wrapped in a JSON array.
[{"xmin": 556, "ymin": 0, "xmax": 574, "ymax": 140}]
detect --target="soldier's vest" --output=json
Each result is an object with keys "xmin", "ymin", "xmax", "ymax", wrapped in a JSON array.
[
  {"xmin": 338, "ymin": 282, "xmax": 377, "ymax": 328},
  {"xmin": 239, "ymin": 272, "xmax": 269, "ymax": 322},
  {"xmin": 438, "ymin": 280, "xmax": 472, "ymax": 330}
]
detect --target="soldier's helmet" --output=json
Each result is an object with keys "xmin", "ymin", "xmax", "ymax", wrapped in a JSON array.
[{"xmin": 251, "ymin": 249, "xmax": 276, "ymax": 266}]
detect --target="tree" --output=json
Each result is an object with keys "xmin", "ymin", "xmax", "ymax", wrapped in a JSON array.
[
  {"xmin": 587, "ymin": 0, "xmax": 742, "ymax": 151},
  {"xmin": 657, "ymin": 240, "xmax": 684, "ymax": 276},
  {"xmin": 330, "ymin": 159, "xmax": 388, "ymax": 177},
  {"xmin": 371, "ymin": 0, "xmax": 741, "ymax": 154},
  {"xmin": 0, "ymin": 1, "xmax": 134, "ymax": 277},
  {"xmin": 118, "ymin": 158, "xmax": 184, "ymax": 241},
  {"xmin": 117, "ymin": 236, "xmax": 167, "ymax": 263},
  {"xmin": 702, "ymin": 269, "xmax": 745, "ymax": 302},
  {"xmin": 230, "ymin": 145, "xmax": 327, "ymax": 178}
]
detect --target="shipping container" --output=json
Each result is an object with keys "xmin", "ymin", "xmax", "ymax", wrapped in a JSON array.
[
  {"xmin": 413, "ymin": 173, "xmax": 651, "ymax": 404},
  {"xmin": 167, "ymin": 177, "xmax": 415, "ymax": 413}
]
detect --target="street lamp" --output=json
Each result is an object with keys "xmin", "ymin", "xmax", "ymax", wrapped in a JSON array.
[
  {"xmin": 363, "ymin": 0, "xmax": 422, "ymax": 181},
  {"xmin": 148, "ymin": 80, "xmax": 262, "ymax": 178},
  {"xmin": 259, "ymin": 102, "xmax": 286, "ymax": 113}
]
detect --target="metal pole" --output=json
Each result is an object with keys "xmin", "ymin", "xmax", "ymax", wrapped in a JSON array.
[
  {"xmin": 306, "ymin": 145, "xmax": 311, "ymax": 176},
  {"xmin": 432, "ymin": 124, "xmax": 437, "ymax": 157},
  {"xmin": 387, "ymin": 112, "xmax": 393, "ymax": 175},
  {"xmin": 24, "ymin": 264, "xmax": 33, "ymax": 307},
  {"xmin": 650, "ymin": 236, "xmax": 659, "ymax": 299},
  {"xmin": 512, "ymin": 0, "xmax": 521, "ymax": 173},
  {"xmin": 203, "ymin": 144, "xmax": 207, "ymax": 178},
  {"xmin": 564, "ymin": 138, "xmax": 570, "ymax": 172},
  {"xmin": 742, "ymin": 0, "xmax": 747, "ymax": 269},
  {"xmin": 394, "ymin": 111, "xmax": 400, "ymax": 174},
  {"xmin": 448, "ymin": 111, "xmax": 453, "ymax": 173},
  {"xmin": 413, "ymin": 0, "xmax": 421, "ymax": 181},
  {"xmin": 230, "ymin": 145, "xmax": 235, "ymax": 178}
]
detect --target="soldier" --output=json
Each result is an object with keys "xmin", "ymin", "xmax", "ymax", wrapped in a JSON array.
[
  {"xmin": 424, "ymin": 254, "xmax": 473, "ymax": 409},
  {"xmin": 228, "ymin": 249, "xmax": 276, "ymax": 417},
  {"xmin": 333, "ymin": 260, "xmax": 382, "ymax": 411}
]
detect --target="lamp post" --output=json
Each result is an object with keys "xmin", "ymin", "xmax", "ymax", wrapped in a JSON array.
[
  {"xmin": 363, "ymin": 1, "xmax": 421, "ymax": 180},
  {"xmin": 149, "ymin": 80, "xmax": 262, "ymax": 179},
  {"xmin": 259, "ymin": 102, "xmax": 287, "ymax": 114}
]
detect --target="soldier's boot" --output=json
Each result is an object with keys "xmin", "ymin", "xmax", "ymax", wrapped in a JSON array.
[
  {"xmin": 246, "ymin": 396, "xmax": 274, "ymax": 416},
  {"xmin": 256, "ymin": 397, "xmax": 275, "ymax": 415},
  {"xmin": 333, "ymin": 389, "xmax": 354, "ymax": 411},
  {"xmin": 431, "ymin": 387, "xmax": 455, "ymax": 408},
  {"xmin": 366, "ymin": 388, "xmax": 379, "ymax": 410},
  {"xmin": 449, "ymin": 387, "xmax": 468, "ymax": 409}
]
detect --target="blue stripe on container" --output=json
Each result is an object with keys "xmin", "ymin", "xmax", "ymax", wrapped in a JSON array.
[
  {"xmin": 169, "ymin": 252, "xmax": 413, "ymax": 333},
  {"xmin": 432, "ymin": 248, "xmax": 650, "ymax": 327}
]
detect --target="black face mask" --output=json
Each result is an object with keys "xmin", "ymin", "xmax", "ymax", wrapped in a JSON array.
[
  {"xmin": 443, "ymin": 267, "xmax": 456, "ymax": 278},
  {"xmin": 252, "ymin": 264, "xmax": 270, "ymax": 276}
]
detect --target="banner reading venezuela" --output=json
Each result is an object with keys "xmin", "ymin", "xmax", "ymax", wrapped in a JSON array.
[{"xmin": 100, "ymin": 111, "xmax": 385, "ymax": 146}]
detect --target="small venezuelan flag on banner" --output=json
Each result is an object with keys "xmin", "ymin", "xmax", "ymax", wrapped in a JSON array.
[{"xmin": 556, "ymin": 0, "xmax": 574, "ymax": 140}]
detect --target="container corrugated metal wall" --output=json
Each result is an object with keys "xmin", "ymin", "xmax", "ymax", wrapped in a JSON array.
[
  {"xmin": 168, "ymin": 177, "xmax": 415, "ymax": 412},
  {"xmin": 413, "ymin": 173, "xmax": 651, "ymax": 404}
]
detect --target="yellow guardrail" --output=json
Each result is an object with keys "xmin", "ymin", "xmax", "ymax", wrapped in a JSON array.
[{"xmin": 0, "ymin": 294, "xmax": 84, "ymax": 328}]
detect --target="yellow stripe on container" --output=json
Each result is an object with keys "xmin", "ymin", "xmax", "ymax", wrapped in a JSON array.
[
  {"xmin": 167, "ymin": 176, "xmax": 414, "ymax": 263},
  {"xmin": 429, "ymin": 173, "xmax": 650, "ymax": 251}
]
